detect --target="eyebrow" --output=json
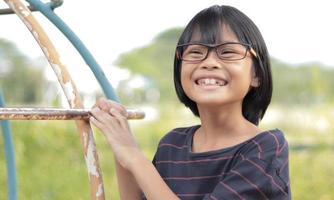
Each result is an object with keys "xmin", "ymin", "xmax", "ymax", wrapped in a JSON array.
[{"xmin": 188, "ymin": 39, "xmax": 240, "ymax": 44}]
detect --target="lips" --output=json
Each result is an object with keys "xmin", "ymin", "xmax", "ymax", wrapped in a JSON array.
[{"xmin": 195, "ymin": 77, "xmax": 227, "ymax": 86}]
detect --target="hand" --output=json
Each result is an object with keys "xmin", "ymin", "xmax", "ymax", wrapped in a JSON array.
[{"xmin": 90, "ymin": 98, "xmax": 142, "ymax": 170}]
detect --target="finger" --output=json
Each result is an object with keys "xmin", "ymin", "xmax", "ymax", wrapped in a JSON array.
[
  {"xmin": 90, "ymin": 107, "xmax": 115, "ymax": 125},
  {"xmin": 107, "ymin": 100, "xmax": 128, "ymax": 118},
  {"xmin": 90, "ymin": 116, "xmax": 116, "ymax": 144},
  {"xmin": 90, "ymin": 116, "xmax": 105, "ymax": 131},
  {"xmin": 90, "ymin": 108, "xmax": 122, "ymax": 137},
  {"xmin": 97, "ymin": 98, "xmax": 110, "ymax": 112},
  {"xmin": 109, "ymin": 108, "xmax": 129, "ymax": 129},
  {"xmin": 91, "ymin": 97, "xmax": 107, "ymax": 109}
]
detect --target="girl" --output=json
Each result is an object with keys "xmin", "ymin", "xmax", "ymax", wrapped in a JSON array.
[{"xmin": 90, "ymin": 5, "xmax": 291, "ymax": 200}]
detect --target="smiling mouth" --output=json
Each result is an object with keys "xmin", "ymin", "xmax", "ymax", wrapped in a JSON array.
[{"xmin": 196, "ymin": 78, "xmax": 227, "ymax": 87}]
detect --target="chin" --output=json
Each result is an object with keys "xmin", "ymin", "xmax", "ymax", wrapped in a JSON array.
[{"xmin": 193, "ymin": 96, "xmax": 243, "ymax": 108}]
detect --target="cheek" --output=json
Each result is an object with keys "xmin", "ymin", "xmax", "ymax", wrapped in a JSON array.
[
  {"xmin": 230, "ymin": 62, "xmax": 254, "ymax": 91},
  {"xmin": 180, "ymin": 66, "xmax": 194, "ymax": 97},
  {"xmin": 180, "ymin": 65, "xmax": 191, "ymax": 86}
]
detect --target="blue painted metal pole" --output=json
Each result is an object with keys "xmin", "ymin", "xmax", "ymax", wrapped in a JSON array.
[
  {"xmin": 0, "ymin": 90, "xmax": 18, "ymax": 200},
  {"xmin": 26, "ymin": 0, "xmax": 120, "ymax": 102}
]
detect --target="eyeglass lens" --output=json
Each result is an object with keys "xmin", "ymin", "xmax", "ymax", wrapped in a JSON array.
[{"xmin": 182, "ymin": 43, "xmax": 248, "ymax": 61}]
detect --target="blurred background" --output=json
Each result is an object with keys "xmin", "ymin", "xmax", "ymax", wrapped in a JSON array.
[{"xmin": 1, "ymin": 0, "xmax": 334, "ymax": 199}]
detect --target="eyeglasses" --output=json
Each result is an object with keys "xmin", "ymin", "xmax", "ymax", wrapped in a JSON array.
[{"xmin": 176, "ymin": 42, "xmax": 258, "ymax": 62}]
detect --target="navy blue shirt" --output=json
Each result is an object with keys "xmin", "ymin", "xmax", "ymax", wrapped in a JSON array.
[{"xmin": 151, "ymin": 125, "xmax": 291, "ymax": 200}]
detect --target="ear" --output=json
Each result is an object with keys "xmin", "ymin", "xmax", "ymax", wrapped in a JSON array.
[
  {"xmin": 250, "ymin": 65, "xmax": 260, "ymax": 87},
  {"xmin": 250, "ymin": 72, "xmax": 260, "ymax": 87}
]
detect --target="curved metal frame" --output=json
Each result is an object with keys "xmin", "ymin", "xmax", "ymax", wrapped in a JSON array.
[
  {"xmin": 3, "ymin": 0, "xmax": 106, "ymax": 199},
  {"xmin": 26, "ymin": 0, "xmax": 120, "ymax": 102},
  {"xmin": 0, "ymin": 91, "xmax": 17, "ymax": 200}
]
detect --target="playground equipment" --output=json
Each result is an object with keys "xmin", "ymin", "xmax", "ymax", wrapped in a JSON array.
[
  {"xmin": 0, "ymin": 108, "xmax": 145, "ymax": 120},
  {"xmin": 0, "ymin": 91, "xmax": 17, "ymax": 200},
  {"xmin": 0, "ymin": 0, "xmax": 144, "ymax": 199}
]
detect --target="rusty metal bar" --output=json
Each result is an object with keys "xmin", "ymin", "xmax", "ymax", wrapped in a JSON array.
[
  {"xmin": 0, "ymin": 108, "xmax": 145, "ymax": 120},
  {"xmin": 3, "ymin": 0, "xmax": 106, "ymax": 199},
  {"xmin": 0, "ymin": 5, "xmax": 35, "ymax": 14}
]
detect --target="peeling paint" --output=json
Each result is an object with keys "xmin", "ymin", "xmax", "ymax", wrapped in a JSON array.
[
  {"xmin": 18, "ymin": 5, "xmax": 29, "ymax": 17},
  {"xmin": 42, "ymin": 46, "xmax": 50, "ymax": 58},
  {"xmin": 96, "ymin": 183, "xmax": 103, "ymax": 197},
  {"xmin": 83, "ymin": 131, "xmax": 88, "ymax": 147},
  {"xmin": 51, "ymin": 63, "xmax": 64, "ymax": 83},
  {"xmin": 32, "ymin": 31, "xmax": 49, "ymax": 58},
  {"xmin": 19, "ymin": 17, "xmax": 33, "ymax": 31},
  {"xmin": 7, "ymin": 2, "xmax": 16, "ymax": 12},
  {"xmin": 32, "ymin": 31, "xmax": 39, "ymax": 40},
  {"xmin": 8, "ymin": 2, "xmax": 29, "ymax": 23},
  {"xmin": 63, "ymin": 81, "xmax": 76, "ymax": 107},
  {"xmin": 51, "ymin": 64, "xmax": 76, "ymax": 107},
  {"xmin": 85, "ymin": 133, "xmax": 99, "ymax": 177},
  {"xmin": 25, "ymin": 20, "xmax": 33, "ymax": 31}
]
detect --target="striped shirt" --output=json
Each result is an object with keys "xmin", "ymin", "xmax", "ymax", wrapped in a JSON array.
[{"xmin": 150, "ymin": 125, "xmax": 291, "ymax": 200}]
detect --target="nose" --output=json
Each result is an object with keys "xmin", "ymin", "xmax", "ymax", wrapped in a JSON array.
[{"xmin": 199, "ymin": 50, "xmax": 221, "ymax": 70}]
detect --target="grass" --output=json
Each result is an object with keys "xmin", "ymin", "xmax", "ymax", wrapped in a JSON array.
[{"xmin": 1, "ymin": 104, "xmax": 333, "ymax": 199}]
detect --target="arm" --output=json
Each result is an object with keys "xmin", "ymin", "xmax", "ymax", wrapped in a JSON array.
[
  {"xmin": 91, "ymin": 99, "xmax": 141, "ymax": 199},
  {"xmin": 115, "ymin": 160, "xmax": 142, "ymax": 200},
  {"xmin": 90, "ymin": 98, "xmax": 179, "ymax": 200},
  {"xmin": 128, "ymin": 152, "xmax": 179, "ymax": 200}
]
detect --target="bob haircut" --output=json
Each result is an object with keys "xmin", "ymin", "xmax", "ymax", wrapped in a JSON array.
[{"xmin": 174, "ymin": 5, "xmax": 272, "ymax": 125}]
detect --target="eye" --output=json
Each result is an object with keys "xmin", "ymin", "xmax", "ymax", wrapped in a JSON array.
[
  {"xmin": 218, "ymin": 48, "xmax": 238, "ymax": 57},
  {"xmin": 217, "ymin": 43, "xmax": 246, "ymax": 59},
  {"xmin": 185, "ymin": 46, "xmax": 205, "ymax": 55},
  {"xmin": 189, "ymin": 49, "xmax": 204, "ymax": 54},
  {"xmin": 183, "ymin": 45, "xmax": 207, "ymax": 59},
  {"xmin": 220, "ymin": 49, "xmax": 236, "ymax": 54}
]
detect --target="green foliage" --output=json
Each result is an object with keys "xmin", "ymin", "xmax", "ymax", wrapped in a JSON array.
[
  {"xmin": 116, "ymin": 28, "xmax": 334, "ymax": 106},
  {"xmin": 0, "ymin": 121, "xmax": 120, "ymax": 199},
  {"xmin": 271, "ymin": 59, "xmax": 334, "ymax": 105},
  {"xmin": 116, "ymin": 28, "xmax": 183, "ymax": 103},
  {"xmin": 290, "ymin": 150, "xmax": 334, "ymax": 200},
  {"xmin": 0, "ymin": 39, "xmax": 47, "ymax": 105},
  {"xmin": 1, "ymin": 28, "xmax": 334, "ymax": 199},
  {"xmin": 1, "ymin": 104, "xmax": 334, "ymax": 199}
]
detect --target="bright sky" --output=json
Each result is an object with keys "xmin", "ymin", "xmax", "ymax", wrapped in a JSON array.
[{"xmin": 0, "ymin": 0, "xmax": 333, "ymax": 94}]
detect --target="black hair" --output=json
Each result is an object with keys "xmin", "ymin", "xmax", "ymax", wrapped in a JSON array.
[{"xmin": 173, "ymin": 5, "xmax": 272, "ymax": 125}]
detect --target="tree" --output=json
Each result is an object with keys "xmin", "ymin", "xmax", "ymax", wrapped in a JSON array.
[
  {"xmin": 115, "ymin": 28, "xmax": 183, "ymax": 104},
  {"xmin": 115, "ymin": 28, "xmax": 334, "ymax": 106},
  {"xmin": 0, "ymin": 39, "xmax": 48, "ymax": 105}
]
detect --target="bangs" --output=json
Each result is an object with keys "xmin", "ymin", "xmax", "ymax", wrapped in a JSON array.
[
  {"xmin": 191, "ymin": 12, "xmax": 224, "ymax": 44},
  {"xmin": 178, "ymin": 5, "xmax": 252, "ymax": 46},
  {"xmin": 179, "ymin": 6, "xmax": 226, "ymax": 45}
]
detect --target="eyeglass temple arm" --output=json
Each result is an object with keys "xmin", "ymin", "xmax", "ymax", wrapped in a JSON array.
[{"xmin": 249, "ymin": 47, "xmax": 258, "ymax": 58}]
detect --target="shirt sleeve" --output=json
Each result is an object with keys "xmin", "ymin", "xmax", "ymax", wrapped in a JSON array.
[{"xmin": 203, "ymin": 156, "xmax": 290, "ymax": 200}]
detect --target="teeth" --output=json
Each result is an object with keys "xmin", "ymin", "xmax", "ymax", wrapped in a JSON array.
[{"xmin": 197, "ymin": 78, "xmax": 225, "ymax": 86}]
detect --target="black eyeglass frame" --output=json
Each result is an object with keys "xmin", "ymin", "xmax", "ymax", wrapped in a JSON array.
[{"xmin": 176, "ymin": 42, "xmax": 258, "ymax": 62}]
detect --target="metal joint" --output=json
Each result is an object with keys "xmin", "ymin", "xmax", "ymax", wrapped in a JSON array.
[{"xmin": 0, "ymin": 0, "xmax": 63, "ymax": 15}]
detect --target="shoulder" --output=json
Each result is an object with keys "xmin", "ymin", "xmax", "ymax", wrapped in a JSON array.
[
  {"xmin": 228, "ymin": 130, "xmax": 291, "ymax": 198},
  {"xmin": 254, "ymin": 129, "xmax": 288, "ymax": 153},
  {"xmin": 240, "ymin": 129, "xmax": 289, "ymax": 163},
  {"xmin": 158, "ymin": 125, "xmax": 199, "ymax": 145},
  {"xmin": 153, "ymin": 125, "xmax": 198, "ymax": 164}
]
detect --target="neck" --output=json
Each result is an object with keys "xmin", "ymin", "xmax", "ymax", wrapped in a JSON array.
[
  {"xmin": 197, "ymin": 102, "xmax": 246, "ymax": 135},
  {"xmin": 193, "ymin": 102, "xmax": 260, "ymax": 152}
]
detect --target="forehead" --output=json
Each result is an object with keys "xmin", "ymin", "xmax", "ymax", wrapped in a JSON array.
[{"xmin": 190, "ymin": 24, "xmax": 239, "ymax": 44}]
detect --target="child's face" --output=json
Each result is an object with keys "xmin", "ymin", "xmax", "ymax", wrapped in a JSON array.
[{"xmin": 180, "ymin": 26, "xmax": 259, "ymax": 111}]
